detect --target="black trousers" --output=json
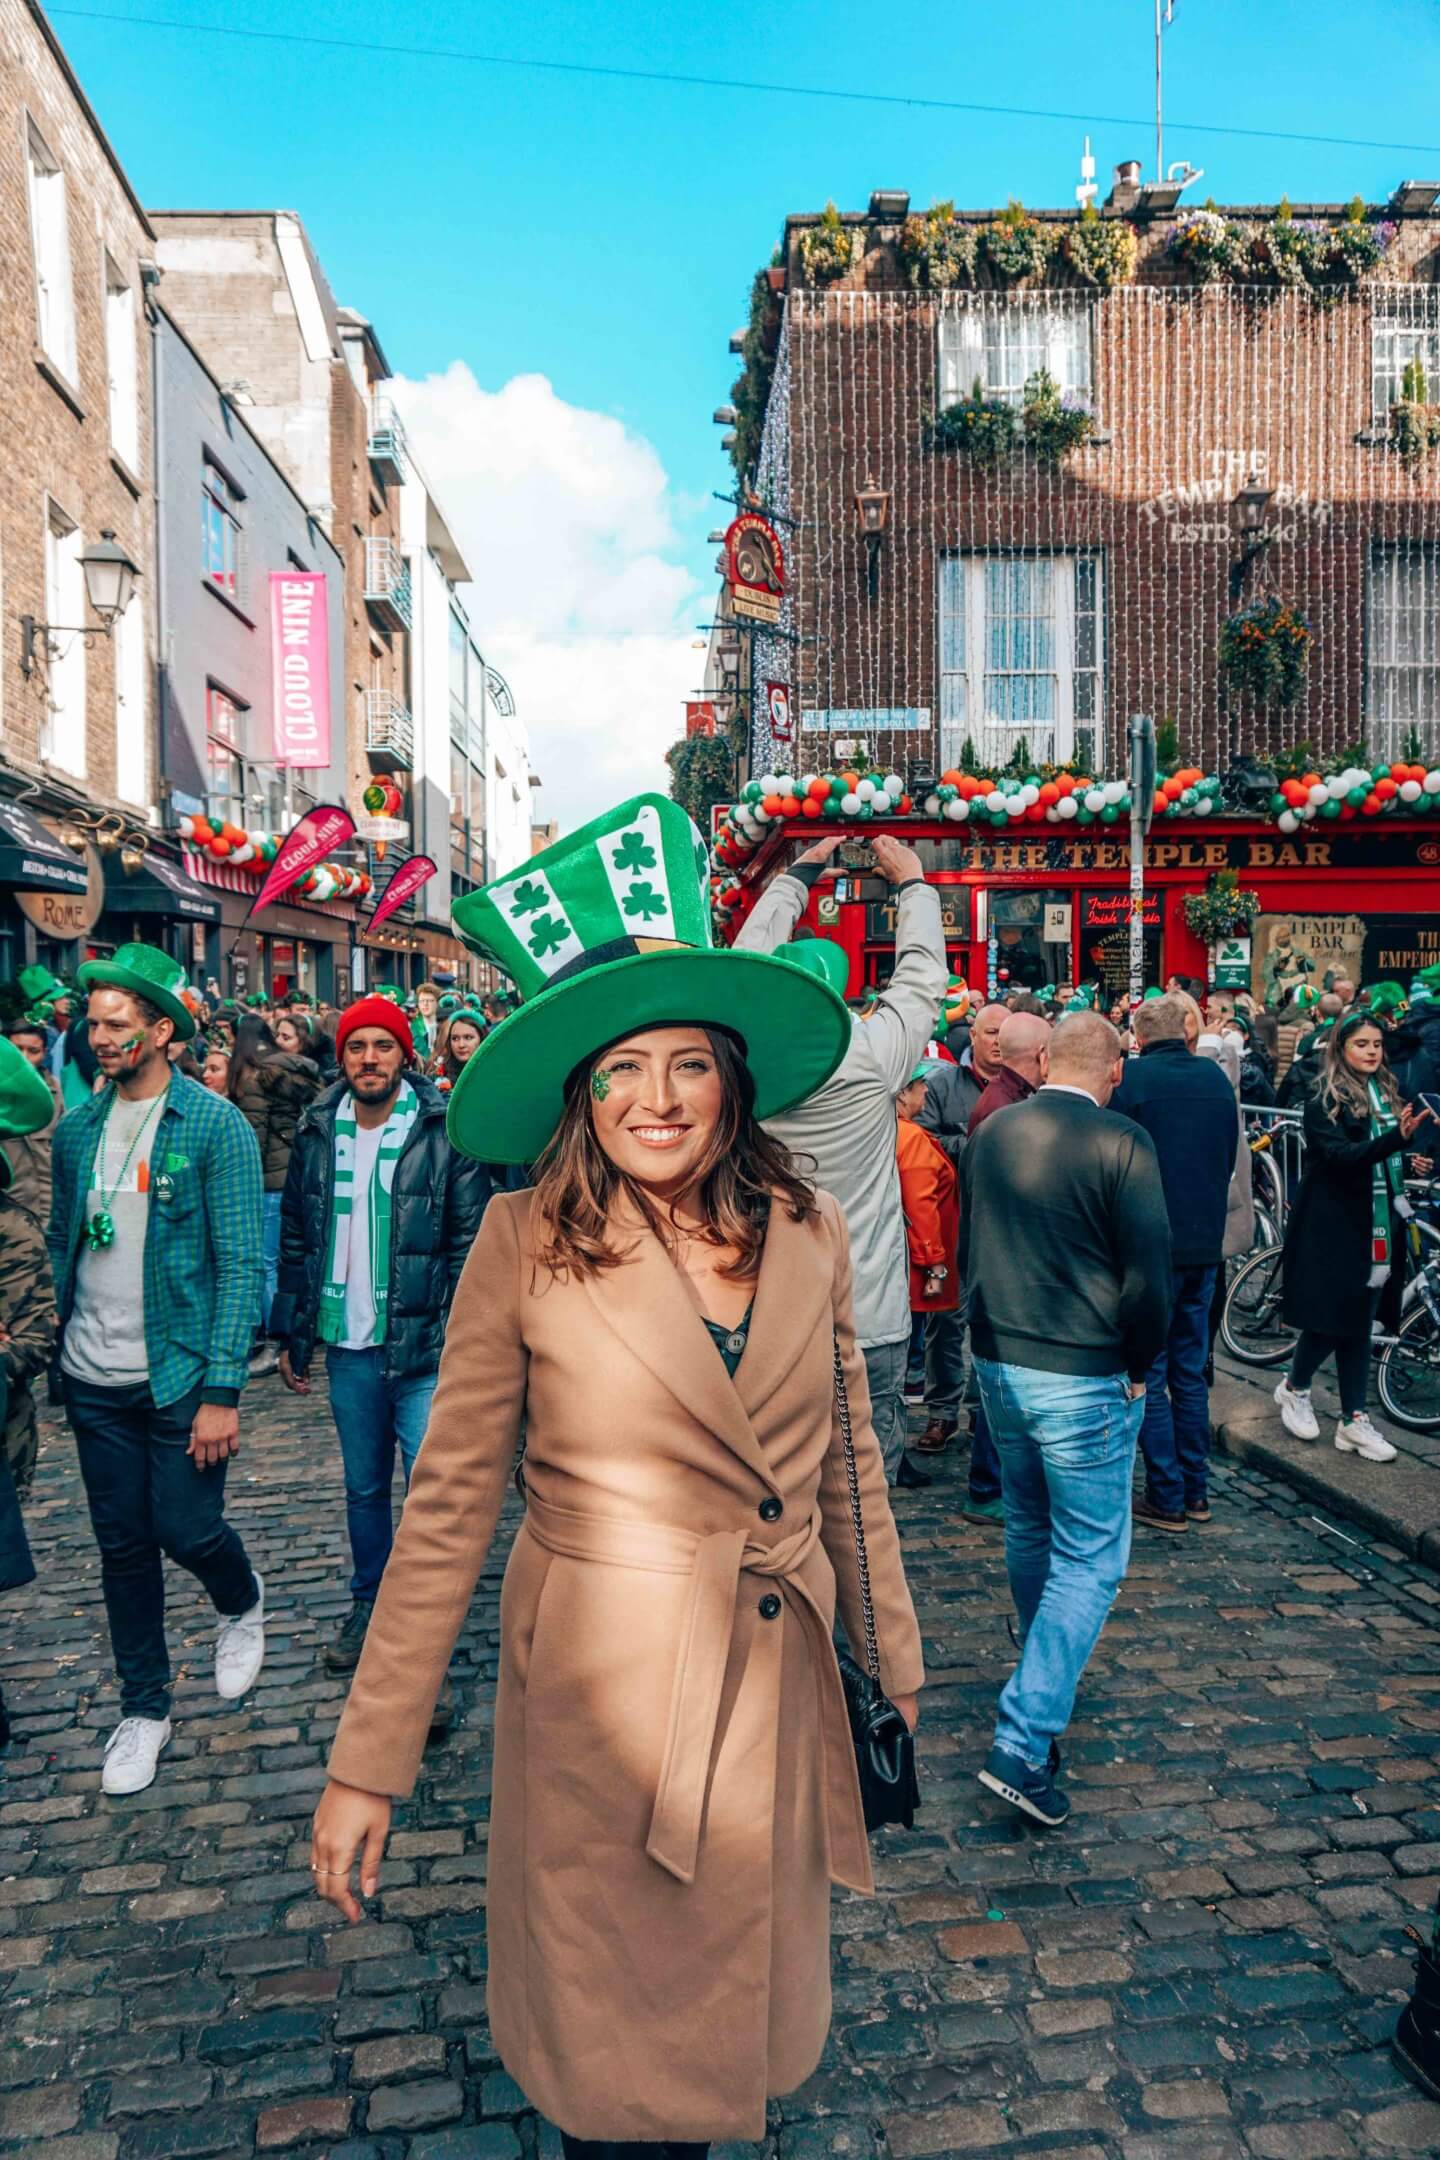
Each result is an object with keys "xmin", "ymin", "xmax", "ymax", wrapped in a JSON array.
[{"xmin": 64, "ymin": 1375, "xmax": 258, "ymax": 1720}]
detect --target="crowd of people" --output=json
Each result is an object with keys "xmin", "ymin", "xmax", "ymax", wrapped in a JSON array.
[{"xmin": 2, "ymin": 806, "xmax": 1439, "ymax": 2149}]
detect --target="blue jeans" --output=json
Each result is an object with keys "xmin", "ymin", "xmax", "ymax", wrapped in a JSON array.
[
  {"xmin": 261, "ymin": 1191, "xmax": 282, "ymax": 1334},
  {"xmin": 862, "ymin": 1340, "xmax": 908, "ymax": 1483},
  {"xmin": 324, "ymin": 1348, "xmax": 437, "ymax": 1601},
  {"xmin": 969, "ymin": 1398, "xmax": 1003, "ymax": 1505},
  {"xmin": 64, "ymin": 1377, "xmax": 259, "ymax": 1720},
  {"xmin": 975, "ymin": 1359, "xmax": 1143, "ymax": 1768},
  {"xmin": 1139, "ymin": 1263, "xmax": 1218, "ymax": 1514}
]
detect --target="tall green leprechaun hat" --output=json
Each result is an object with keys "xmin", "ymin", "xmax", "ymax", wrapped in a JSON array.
[
  {"xmin": 446, "ymin": 792, "xmax": 852, "ymax": 1164},
  {"xmin": 76, "ymin": 942, "xmax": 200, "ymax": 1042},
  {"xmin": 0, "ymin": 1036, "xmax": 57, "ymax": 1188}
]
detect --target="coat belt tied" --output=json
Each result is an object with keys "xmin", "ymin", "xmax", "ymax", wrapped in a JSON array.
[{"xmin": 522, "ymin": 1490, "xmax": 872, "ymax": 1893}]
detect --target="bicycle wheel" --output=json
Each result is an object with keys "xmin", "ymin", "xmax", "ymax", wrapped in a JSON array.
[
  {"xmin": 1252, "ymin": 1204, "xmax": 1279, "ymax": 1251},
  {"xmin": 1378, "ymin": 1305, "xmax": 1440, "ymax": 1431},
  {"xmin": 1252, "ymin": 1149, "xmax": 1285, "ymax": 1228},
  {"xmin": 1221, "ymin": 1245, "xmax": 1298, "ymax": 1368}
]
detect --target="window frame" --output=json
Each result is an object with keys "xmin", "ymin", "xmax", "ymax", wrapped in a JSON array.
[
  {"xmin": 1371, "ymin": 292, "xmax": 1440, "ymax": 420},
  {"xmin": 1366, "ymin": 541, "xmax": 1440, "ymax": 756},
  {"xmin": 937, "ymin": 294, "xmax": 1095, "ymax": 410},
  {"xmin": 205, "ymin": 680, "xmax": 250, "ymax": 827},
  {"xmin": 25, "ymin": 116, "xmax": 77, "ymax": 385},
  {"xmin": 103, "ymin": 253, "xmax": 139, "ymax": 470},
  {"xmin": 937, "ymin": 549, "xmax": 1105, "ymax": 772},
  {"xmin": 42, "ymin": 498, "xmax": 87, "ymax": 777},
  {"xmin": 202, "ymin": 453, "xmax": 245, "ymax": 603}
]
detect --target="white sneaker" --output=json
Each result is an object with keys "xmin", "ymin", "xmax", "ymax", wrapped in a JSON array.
[
  {"xmin": 215, "ymin": 1572, "xmax": 266, "ymax": 1700},
  {"xmin": 1335, "ymin": 1414, "xmax": 1397, "ymax": 1463},
  {"xmin": 102, "ymin": 1716, "xmax": 171, "ymax": 1795},
  {"xmin": 1275, "ymin": 1379, "xmax": 1320, "ymax": 1442}
]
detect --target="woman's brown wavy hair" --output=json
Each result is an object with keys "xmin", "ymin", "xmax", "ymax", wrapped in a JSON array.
[
  {"xmin": 1317, "ymin": 1011, "xmax": 1401, "ymax": 1126},
  {"xmin": 531, "ymin": 1025, "xmax": 817, "ymax": 1282}
]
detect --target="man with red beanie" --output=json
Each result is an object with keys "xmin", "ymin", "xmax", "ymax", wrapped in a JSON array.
[{"xmin": 274, "ymin": 995, "xmax": 490, "ymax": 1682}]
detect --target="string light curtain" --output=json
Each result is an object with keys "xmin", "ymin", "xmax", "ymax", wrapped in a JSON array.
[{"xmin": 752, "ymin": 281, "xmax": 1440, "ymax": 781}]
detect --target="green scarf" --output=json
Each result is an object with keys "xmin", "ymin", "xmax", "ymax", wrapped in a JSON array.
[
  {"xmin": 1367, "ymin": 1077, "xmax": 1403, "ymax": 1286},
  {"xmin": 317, "ymin": 1079, "xmax": 420, "ymax": 1346}
]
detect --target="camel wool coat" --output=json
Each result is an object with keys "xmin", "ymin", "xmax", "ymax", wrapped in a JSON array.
[{"xmin": 327, "ymin": 1185, "xmax": 924, "ymax": 2146}]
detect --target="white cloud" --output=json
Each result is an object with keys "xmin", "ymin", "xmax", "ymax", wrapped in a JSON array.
[{"xmin": 392, "ymin": 363, "xmax": 702, "ymax": 833}]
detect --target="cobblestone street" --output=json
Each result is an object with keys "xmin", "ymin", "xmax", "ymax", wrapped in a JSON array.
[{"xmin": 4, "ymin": 1383, "xmax": 1440, "ymax": 2160}]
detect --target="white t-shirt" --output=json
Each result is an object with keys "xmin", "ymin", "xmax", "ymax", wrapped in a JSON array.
[
  {"xmin": 62, "ymin": 1089, "xmax": 168, "ymax": 1387},
  {"xmin": 339, "ymin": 1121, "xmax": 386, "ymax": 1350}
]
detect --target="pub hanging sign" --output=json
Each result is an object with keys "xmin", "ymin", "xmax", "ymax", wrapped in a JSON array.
[{"xmin": 725, "ymin": 513, "xmax": 785, "ymax": 625}]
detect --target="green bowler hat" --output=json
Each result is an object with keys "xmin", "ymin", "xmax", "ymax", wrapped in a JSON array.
[
  {"xmin": 18, "ymin": 963, "xmax": 65, "ymax": 1010},
  {"xmin": 446, "ymin": 792, "xmax": 852, "ymax": 1164},
  {"xmin": 0, "ymin": 1037, "xmax": 56, "ymax": 1139},
  {"xmin": 76, "ymin": 941, "xmax": 200, "ymax": 1041}
]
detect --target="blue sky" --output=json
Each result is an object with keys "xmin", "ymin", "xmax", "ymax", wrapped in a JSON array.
[{"xmin": 50, "ymin": 0, "xmax": 1440, "ymax": 821}]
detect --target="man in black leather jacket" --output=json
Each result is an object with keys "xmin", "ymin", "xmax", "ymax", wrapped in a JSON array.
[{"xmin": 273, "ymin": 998, "xmax": 495, "ymax": 1675}]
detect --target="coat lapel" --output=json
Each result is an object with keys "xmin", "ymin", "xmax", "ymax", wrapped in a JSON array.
[
  {"xmin": 580, "ymin": 1218, "xmax": 779, "ymax": 1492},
  {"xmin": 734, "ymin": 1198, "xmax": 831, "ymax": 1425}
]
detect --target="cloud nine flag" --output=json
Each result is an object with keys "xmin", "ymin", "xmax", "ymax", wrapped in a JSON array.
[
  {"xmin": 368, "ymin": 854, "xmax": 438, "ymax": 934},
  {"xmin": 247, "ymin": 804, "xmax": 356, "ymax": 919},
  {"xmin": 269, "ymin": 572, "xmax": 330, "ymax": 768}
]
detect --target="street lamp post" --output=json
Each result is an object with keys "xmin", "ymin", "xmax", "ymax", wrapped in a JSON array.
[{"xmin": 20, "ymin": 529, "xmax": 141, "ymax": 676}]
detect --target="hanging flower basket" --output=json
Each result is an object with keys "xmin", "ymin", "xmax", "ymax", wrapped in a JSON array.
[
  {"xmin": 927, "ymin": 380, "xmax": 1018, "ymax": 467},
  {"xmin": 1219, "ymin": 597, "xmax": 1311, "ymax": 708},
  {"xmin": 982, "ymin": 201, "xmax": 1055, "ymax": 285},
  {"xmin": 1020, "ymin": 369, "xmax": 1094, "ymax": 464},
  {"xmin": 1321, "ymin": 198, "xmax": 1396, "ymax": 286},
  {"xmin": 1063, "ymin": 209, "xmax": 1137, "ymax": 290},
  {"xmin": 1170, "ymin": 206, "xmax": 1249, "ymax": 284},
  {"xmin": 898, "ymin": 202, "xmax": 977, "ymax": 290},
  {"xmin": 799, "ymin": 203, "xmax": 860, "ymax": 286},
  {"xmin": 1184, "ymin": 872, "xmax": 1261, "ymax": 944}
]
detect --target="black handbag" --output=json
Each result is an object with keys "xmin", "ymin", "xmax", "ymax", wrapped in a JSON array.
[{"xmin": 831, "ymin": 1337, "xmax": 920, "ymax": 1834}]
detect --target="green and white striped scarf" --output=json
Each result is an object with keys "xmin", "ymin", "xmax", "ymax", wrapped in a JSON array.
[
  {"xmin": 317, "ymin": 1079, "xmax": 420, "ymax": 1346},
  {"xmin": 1368, "ymin": 1077, "xmax": 1404, "ymax": 1287}
]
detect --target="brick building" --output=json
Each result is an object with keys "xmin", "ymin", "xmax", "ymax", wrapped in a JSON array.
[
  {"xmin": 741, "ymin": 177, "xmax": 1440, "ymax": 785},
  {"xmin": 0, "ymin": 0, "xmax": 159, "ymax": 978},
  {"xmin": 719, "ymin": 177, "xmax": 1440, "ymax": 1002}
]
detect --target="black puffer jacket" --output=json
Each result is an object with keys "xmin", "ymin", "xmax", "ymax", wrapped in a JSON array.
[{"xmin": 273, "ymin": 1076, "xmax": 494, "ymax": 1381}]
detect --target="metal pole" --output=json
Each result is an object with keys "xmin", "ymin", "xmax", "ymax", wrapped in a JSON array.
[
  {"xmin": 1128, "ymin": 711, "xmax": 1155, "ymax": 1007},
  {"xmin": 1155, "ymin": 0, "xmax": 1164, "ymax": 183}
]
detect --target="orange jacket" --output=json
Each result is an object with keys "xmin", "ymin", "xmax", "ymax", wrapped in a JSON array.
[{"xmin": 895, "ymin": 1114, "xmax": 960, "ymax": 1311}]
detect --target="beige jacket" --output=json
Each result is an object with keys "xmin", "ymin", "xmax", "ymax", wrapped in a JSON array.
[{"xmin": 328, "ymin": 1186, "xmax": 923, "ymax": 2145}]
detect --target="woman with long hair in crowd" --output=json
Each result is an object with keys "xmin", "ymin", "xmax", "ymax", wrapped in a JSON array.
[
  {"xmin": 1275, "ymin": 1009, "xmax": 1435, "ymax": 1462},
  {"xmin": 432, "ymin": 1006, "xmax": 484, "ymax": 1088},
  {"xmin": 309, "ymin": 794, "xmax": 922, "ymax": 2159}
]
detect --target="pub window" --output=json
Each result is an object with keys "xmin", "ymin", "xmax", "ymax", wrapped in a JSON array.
[
  {"xmin": 104, "ymin": 256, "xmax": 139, "ymax": 470},
  {"xmin": 938, "ymin": 295, "xmax": 1093, "ymax": 409},
  {"xmin": 1367, "ymin": 543, "xmax": 1440, "ymax": 754},
  {"xmin": 26, "ymin": 117, "xmax": 76, "ymax": 383},
  {"xmin": 205, "ymin": 682, "xmax": 248, "ymax": 826},
  {"xmin": 938, "ymin": 551, "xmax": 1104, "ymax": 772},
  {"xmin": 202, "ymin": 455, "xmax": 244, "ymax": 600},
  {"xmin": 1372, "ymin": 291, "xmax": 1440, "ymax": 419}
]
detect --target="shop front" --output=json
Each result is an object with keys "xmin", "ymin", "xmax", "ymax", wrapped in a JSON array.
[
  {"xmin": 181, "ymin": 851, "xmax": 360, "ymax": 1005},
  {"xmin": 97, "ymin": 851, "xmax": 223, "ymax": 977},
  {"xmin": 0, "ymin": 800, "xmax": 100, "ymax": 981},
  {"xmin": 730, "ymin": 817, "xmax": 1440, "ymax": 1007}
]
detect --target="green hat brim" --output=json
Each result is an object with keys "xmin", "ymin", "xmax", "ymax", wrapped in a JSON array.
[
  {"xmin": 445, "ymin": 948, "xmax": 852, "ymax": 1165},
  {"xmin": 76, "ymin": 959, "xmax": 198, "ymax": 1041}
]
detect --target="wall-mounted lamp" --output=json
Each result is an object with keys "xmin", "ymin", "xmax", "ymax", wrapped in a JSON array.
[
  {"xmin": 854, "ymin": 476, "xmax": 890, "ymax": 600},
  {"xmin": 21, "ymin": 530, "xmax": 141, "ymax": 677},
  {"xmin": 1229, "ymin": 473, "xmax": 1277, "ymax": 601}
]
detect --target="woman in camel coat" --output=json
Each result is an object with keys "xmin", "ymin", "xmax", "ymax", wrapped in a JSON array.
[{"xmin": 311, "ymin": 791, "xmax": 924, "ymax": 2158}]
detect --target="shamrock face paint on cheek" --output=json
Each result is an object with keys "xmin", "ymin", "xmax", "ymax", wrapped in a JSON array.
[{"xmin": 590, "ymin": 1069, "xmax": 611, "ymax": 1103}]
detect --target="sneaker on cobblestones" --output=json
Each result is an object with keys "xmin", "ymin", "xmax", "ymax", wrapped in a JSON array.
[
  {"xmin": 325, "ymin": 1598, "xmax": 375, "ymax": 1673},
  {"xmin": 216, "ymin": 1572, "xmax": 266, "ymax": 1700},
  {"xmin": 1185, "ymin": 1496, "xmax": 1213, "ymax": 1523},
  {"xmin": 916, "ymin": 1417, "xmax": 954, "ymax": 1455},
  {"xmin": 1274, "ymin": 1378, "xmax": 1320, "ymax": 1441},
  {"xmin": 1335, "ymin": 1412, "xmax": 1397, "ymax": 1463},
  {"xmin": 102, "ymin": 1716, "xmax": 171, "ymax": 1796},
  {"xmin": 978, "ymin": 1742, "xmax": 1070, "ymax": 1828}
]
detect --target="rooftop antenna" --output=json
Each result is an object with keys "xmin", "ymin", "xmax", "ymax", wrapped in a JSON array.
[
  {"xmin": 1076, "ymin": 136, "xmax": 1097, "ymax": 210},
  {"xmin": 1155, "ymin": 0, "xmax": 1177, "ymax": 184}
]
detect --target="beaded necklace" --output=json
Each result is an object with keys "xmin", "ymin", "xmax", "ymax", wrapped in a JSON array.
[{"xmin": 85, "ymin": 1083, "xmax": 168, "ymax": 1252}]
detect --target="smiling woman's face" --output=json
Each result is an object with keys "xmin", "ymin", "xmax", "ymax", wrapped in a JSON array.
[{"xmin": 587, "ymin": 1026, "xmax": 724, "ymax": 1199}]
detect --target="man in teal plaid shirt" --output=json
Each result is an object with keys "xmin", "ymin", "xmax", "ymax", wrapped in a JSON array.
[{"xmin": 48, "ymin": 944, "xmax": 267, "ymax": 1797}]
